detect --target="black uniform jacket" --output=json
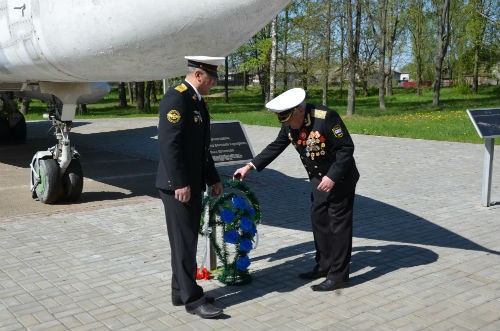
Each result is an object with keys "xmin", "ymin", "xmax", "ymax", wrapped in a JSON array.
[
  {"xmin": 156, "ymin": 81, "xmax": 220, "ymax": 192},
  {"xmin": 252, "ymin": 104, "xmax": 359, "ymax": 198}
]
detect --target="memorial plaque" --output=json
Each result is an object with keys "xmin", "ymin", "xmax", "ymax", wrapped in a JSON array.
[
  {"xmin": 210, "ymin": 121, "xmax": 254, "ymax": 166},
  {"xmin": 467, "ymin": 108, "xmax": 500, "ymax": 138},
  {"xmin": 466, "ymin": 107, "xmax": 499, "ymax": 207}
]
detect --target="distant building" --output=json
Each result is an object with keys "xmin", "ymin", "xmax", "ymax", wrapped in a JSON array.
[
  {"xmin": 399, "ymin": 72, "xmax": 410, "ymax": 81},
  {"xmin": 464, "ymin": 75, "xmax": 499, "ymax": 86}
]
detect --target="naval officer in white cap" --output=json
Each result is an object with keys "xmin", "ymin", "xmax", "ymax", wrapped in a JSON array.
[
  {"xmin": 156, "ymin": 56, "xmax": 225, "ymax": 319},
  {"xmin": 233, "ymin": 87, "xmax": 360, "ymax": 292}
]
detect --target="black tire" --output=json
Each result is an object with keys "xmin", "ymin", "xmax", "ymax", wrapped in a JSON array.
[
  {"xmin": 62, "ymin": 159, "xmax": 83, "ymax": 202},
  {"xmin": 34, "ymin": 158, "xmax": 61, "ymax": 204}
]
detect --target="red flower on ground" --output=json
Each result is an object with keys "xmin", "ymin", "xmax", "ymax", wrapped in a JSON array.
[{"xmin": 196, "ymin": 267, "xmax": 210, "ymax": 280}]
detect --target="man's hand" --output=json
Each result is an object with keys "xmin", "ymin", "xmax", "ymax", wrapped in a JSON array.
[
  {"xmin": 233, "ymin": 163, "xmax": 253, "ymax": 180},
  {"xmin": 210, "ymin": 182, "xmax": 223, "ymax": 197},
  {"xmin": 317, "ymin": 175, "xmax": 335, "ymax": 192},
  {"xmin": 175, "ymin": 186, "xmax": 191, "ymax": 203}
]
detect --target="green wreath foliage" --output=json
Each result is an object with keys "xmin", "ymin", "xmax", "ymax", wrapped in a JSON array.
[{"xmin": 200, "ymin": 179, "xmax": 261, "ymax": 285}]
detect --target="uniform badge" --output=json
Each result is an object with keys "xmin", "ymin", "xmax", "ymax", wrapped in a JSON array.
[
  {"xmin": 332, "ymin": 125, "xmax": 343, "ymax": 138},
  {"xmin": 167, "ymin": 109, "xmax": 181, "ymax": 123},
  {"xmin": 193, "ymin": 110, "xmax": 202, "ymax": 123},
  {"xmin": 175, "ymin": 84, "xmax": 187, "ymax": 92},
  {"xmin": 312, "ymin": 109, "xmax": 326, "ymax": 119}
]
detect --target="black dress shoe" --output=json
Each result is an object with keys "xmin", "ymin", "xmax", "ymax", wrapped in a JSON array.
[
  {"xmin": 172, "ymin": 296, "xmax": 215, "ymax": 306},
  {"xmin": 311, "ymin": 279, "xmax": 347, "ymax": 291},
  {"xmin": 299, "ymin": 270, "xmax": 328, "ymax": 279},
  {"xmin": 186, "ymin": 302, "xmax": 223, "ymax": 319}
]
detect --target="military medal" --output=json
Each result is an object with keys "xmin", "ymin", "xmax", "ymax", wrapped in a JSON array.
[
  {"xmin": 193, "ymin": 110, "xmax": 202, "ymax": 123},
  {"xmin": 302, "ymin": 130, "xmax": 326, "ymax": 160}
]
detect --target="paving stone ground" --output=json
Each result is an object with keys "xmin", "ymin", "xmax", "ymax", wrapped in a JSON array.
[{"xmin": 1, "ymin": 118, "xmax": 499, "ymax": 331}]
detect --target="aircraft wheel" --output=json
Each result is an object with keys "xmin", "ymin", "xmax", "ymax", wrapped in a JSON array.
[
  {"xmin": 34, "ymin": 158, "xmax": 61, "ymax": 204},
  {"xmin": 62, "ymin": 159, "xmax": 83, "ymax": 202}
]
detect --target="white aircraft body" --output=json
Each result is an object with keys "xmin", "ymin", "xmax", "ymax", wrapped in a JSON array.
[{"xmin": 0, "ymin": 0, "xmax": 290, "ymax": 203}]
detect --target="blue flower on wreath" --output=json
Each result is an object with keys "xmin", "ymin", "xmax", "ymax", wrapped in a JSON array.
[
  {"xmin": 220, "ymin": 209, "xmax": 236, "ymax": 225},
  {"xmin": 240, "ymin": 216, "xmax": 254, "ymax": 233},
  {"xmin": 224, "ymin": 230, "xmax": 239, "ymax": 244},
  {"xmin": 236, "ymin": 256, "xmax": 251, "ymax": 271},
  {"xmin": 249, "ymin": 224, "xmax": 257, "ymax": 237},
  {"xmin": 232, "ymin": 196, "xmax": 247, "ymax": 210},
  {"xmin": 200, "ymin": 179, "xmax": 261, "ymax": 285},
  {"xmin": 239, "ymin": 238, "xmax": 253, "ymax": 253}
]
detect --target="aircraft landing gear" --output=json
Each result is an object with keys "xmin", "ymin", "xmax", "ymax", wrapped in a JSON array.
[
  {"xmin": 26, "ymin": 81, "xmax": 110, "ymax": 204},
  {"xmin": 30, "ymin": 107, "xmax": 83, "ymax": 204}
]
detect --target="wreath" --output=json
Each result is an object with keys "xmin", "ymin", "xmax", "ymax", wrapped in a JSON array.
[{"xmin": 199, "ymin": 179, "xmax": 261, "ymax": 285}]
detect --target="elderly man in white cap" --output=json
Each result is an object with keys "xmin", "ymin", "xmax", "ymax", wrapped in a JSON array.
[
  {"xmin": 156, "ymin": 56, "xmax": 225, "ymax": 318},
  {"xmin": 233, "ymin": 88, "xmax": 359, "ymax": 292}
]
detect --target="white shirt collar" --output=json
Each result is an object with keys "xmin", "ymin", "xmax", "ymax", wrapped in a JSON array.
[{"xmin": 185, "ymin": 80, "xmax": 201, "ymax": 101}]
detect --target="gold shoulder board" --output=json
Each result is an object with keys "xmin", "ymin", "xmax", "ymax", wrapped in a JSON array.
[
  {"xmin": 312, "ymin": 109, "xmax": 326, "ymax": 119},
  {"xmin": 175, "ymin": 83, "xmax": 188, "ymax": 93}
]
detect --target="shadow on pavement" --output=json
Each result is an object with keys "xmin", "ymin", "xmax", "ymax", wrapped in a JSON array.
[
  {"xmin": 210, "ymin": 243, "xmax": 439, "ymax": 307},
  {"xmin": 4, "ymin": 122, "xmax": 496, "ymax": 256},
  {"xmin": 227, "ymin": 167, "xmax": 499, "ymax": 256}
]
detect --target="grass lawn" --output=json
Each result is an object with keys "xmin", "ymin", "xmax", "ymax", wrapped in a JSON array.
[{"xmin": 24, "ymin": 84, "xmax": 500, "ymax": 144}]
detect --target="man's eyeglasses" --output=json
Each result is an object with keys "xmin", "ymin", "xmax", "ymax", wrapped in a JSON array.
[{"xmin": 277, "ymin": 108, "xmax": 295, "ymax": 122}]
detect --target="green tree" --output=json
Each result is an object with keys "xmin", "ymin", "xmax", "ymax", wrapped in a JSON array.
[
  {"xmin": 345, "ymin": 0, "xmax": 362, "ymax": 116},
  {"xmin": 432, "ymin": 0, "xmax": 451, "ymax": 107},
  {"xmin": 466, "ymin": 0, "xmax": 494, "ymax": 93},
  {"xmin": 407, "ymin": 0, "xmax": 428, "ymax": 96}
]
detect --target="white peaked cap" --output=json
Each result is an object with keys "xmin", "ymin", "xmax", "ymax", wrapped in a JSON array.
[
  {"xmin": 265, "ymin": 88, "xmax": 306, "ymax": 113},
  {"xmin": 184, "ymin": 56, "xmax": 225, "ymax": 66}
]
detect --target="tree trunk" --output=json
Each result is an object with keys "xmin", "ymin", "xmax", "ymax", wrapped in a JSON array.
[
  {"xmin": 472, "ymin": 46, "xmax": 479, "ymax": 94},
  {"xmin": 386, "ymin": 0, "xmax": 400, "ymax": 97},
  {"xmin": 269, "ymin": 16, "xmax": 278, "ymax": 100},
  {"xmin": 433, "ymin": 0, "xmax": 451, "ymax": 107},
  {"xmin": 151, "ymin": 81, "xmax": 159, "ymax": 103},
  {"xmin": 128, "ymin": 82, "xmax": 134, "ymax": 104},
  {"xmin": 339, "ymin": 14, "xmax": 346, "ymax": 99},
  {"xmin": 118, "ymin": 82, "xmax": 128, "ymax": 107},
  {"xmin": 346, "ymin": 0, "xmax": 361, "ymax": 116},
  {"xmin": 301, "ymin": 43, "xmax": 309, "ymax": 91},
  {"xmin": 136, "ymin": 82, "xmax": 145, "ymax": 110},
  {"xmin": 417, "ymin": 57, "xmax": 423, "ymax": 96},
  {"xmin": 225, "ymin": 57, "xmax": 229, "ymax": 103},
  {"xmin": 76, "ymin": 104, "xmax": 87, "ymax": 115},
  {"xmin": 20, "ymin": 97, "xmax": 30, "ymax": 115},
  {"xmin": 283, "ymin": 8, "xmax": 289, "ymax": 90},
  {"xmin": 145, "ymin": 81, "xmax": 152, "ymax": 112},
  {"xmin": 378, "ymin": 0, "xmax": 388, "ymax": 110},
  {"xmin": 322, "ymin": 0, "xmax": 332, "ymax": 106},
  {"xmin": 409, "ymin": 0, "xmax": 424, "ymax": 96},
  {"xmin": 386, "ymin": 62, "xmax": 393, "ymax": 96}
]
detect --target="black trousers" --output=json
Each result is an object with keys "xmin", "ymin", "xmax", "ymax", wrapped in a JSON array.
[
  {"xmin": 159, "ymin": 189, "xmax": 206, "ymax": 310},
  {"xmin": 310, "ymin": 179, "xmax": 355, "ymax": 282}
]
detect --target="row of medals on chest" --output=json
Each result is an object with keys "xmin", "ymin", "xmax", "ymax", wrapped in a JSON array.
[{"xmin": 290, "ymin": 129, "xmax": 326, "ymax": 160}]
